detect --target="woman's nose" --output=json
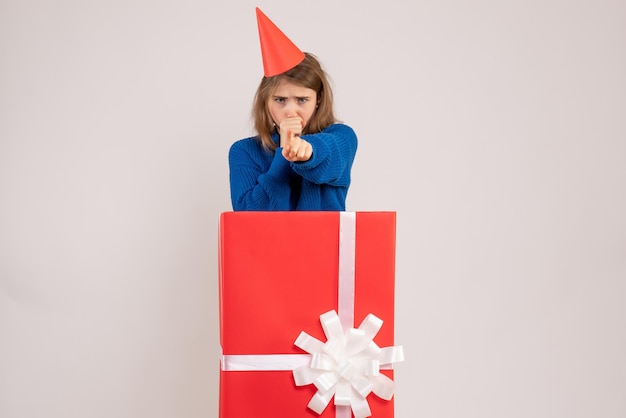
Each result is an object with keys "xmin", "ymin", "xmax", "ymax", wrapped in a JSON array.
[{"xmin": 286, "ymin": 102, "xmax": 297, "ymax": 117}]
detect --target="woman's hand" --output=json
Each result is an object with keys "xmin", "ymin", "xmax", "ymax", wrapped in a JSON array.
[{"xmin": 279, "ymin": 117, "xmax": 312, "ymax": 162}]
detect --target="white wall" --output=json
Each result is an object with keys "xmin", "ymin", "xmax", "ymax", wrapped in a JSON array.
[{"xmin": 1, "ymin": 0, "xmax": 625, "ymax": 417}]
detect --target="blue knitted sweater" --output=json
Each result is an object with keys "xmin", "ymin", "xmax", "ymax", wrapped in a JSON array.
[{"xmin": 228, "ymin": 123, "xmax": 358, "ymax": 211}]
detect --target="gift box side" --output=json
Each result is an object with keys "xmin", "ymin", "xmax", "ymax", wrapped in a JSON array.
[
  {"xmin": 219, "ymin": 211, "xmax": 341, "ymax": 355},
  {"xmin": 218, "ymin": 211, "xmax": 398, "ymax": 418},
  {"xmin": 220, "ymin": 370, "xmax": 339, "ymax": 417},
  {"xmin": 354, "ymin": 211, "xmax": 396, "ymax": 347}
]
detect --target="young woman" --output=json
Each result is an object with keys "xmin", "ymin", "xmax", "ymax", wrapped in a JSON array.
[{"xmin": 228, "ymin": 10, "xmax": 358, "ymax": 211}]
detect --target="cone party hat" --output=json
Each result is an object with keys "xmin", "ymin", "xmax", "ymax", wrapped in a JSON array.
[{"xmin": 256, "ymin": 7, "xmax": 305, "ymax": 77}]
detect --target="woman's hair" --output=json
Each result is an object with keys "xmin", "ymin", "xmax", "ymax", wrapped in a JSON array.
[{"xmin": 252, "ymin": 52, "xmax": 336, "ymax": 150}]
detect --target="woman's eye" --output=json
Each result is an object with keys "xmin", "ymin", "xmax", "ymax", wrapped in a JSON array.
[
  {"xmin": 274, "ymin": 97, "xmax": 285, "ymax": 103},
  {"xmin": 298, "ymin": 98, "xmax": 309, "ymax": 104}
]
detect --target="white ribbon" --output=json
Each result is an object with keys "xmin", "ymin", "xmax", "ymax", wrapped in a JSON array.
[
  {"xmin": 293, "ymin": 310, "xmax": 404, "ymax": 418},
  {"xmin": 220, "ymin": 212, "xmax": 404, "ymax": 418},
  {"xmin": 221, "ymin": 354, "xmax": 311, "ymax": 371},
  {"xmin": 338, "ymin": 211, "xmax": 357, "ymax": 330}
]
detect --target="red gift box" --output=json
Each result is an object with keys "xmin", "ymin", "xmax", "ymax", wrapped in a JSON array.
[{"xmin": 219, "ymin": 211, "xmax": 400, "ymax": 418}]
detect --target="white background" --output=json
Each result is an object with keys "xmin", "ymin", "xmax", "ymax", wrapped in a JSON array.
[{"xmin": 1, "ymin": 0, "xmax": 625, "ymax": 417}]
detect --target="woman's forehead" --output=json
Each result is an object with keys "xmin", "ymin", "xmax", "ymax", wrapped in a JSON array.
[{"xmin": 272, "ymin": 79, "xmax": 316, "ymax": 97}]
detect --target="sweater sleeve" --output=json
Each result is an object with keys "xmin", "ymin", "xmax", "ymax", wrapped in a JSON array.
[
  {"xmin": 228, "ymin": 139, "xmax": 292, "ymax": 211},
  {"xmin": 292, "ymin": 124, "xmax": 358, "ymax": 186}
]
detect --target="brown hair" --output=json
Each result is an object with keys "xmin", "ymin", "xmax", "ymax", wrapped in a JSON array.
[{"xmin": 252, "ymin": 52, "xmax": 336, "ymax": 151}]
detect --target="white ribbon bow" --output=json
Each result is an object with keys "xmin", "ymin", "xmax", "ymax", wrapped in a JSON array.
[{"xmin": 293, "ymin": 310, "xmax": 405, "ymax": 418}]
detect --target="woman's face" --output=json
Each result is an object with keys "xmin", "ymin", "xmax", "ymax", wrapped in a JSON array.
[{"xmin": 267, "ymin": 79, "xmax": 318, "ymax": 130}]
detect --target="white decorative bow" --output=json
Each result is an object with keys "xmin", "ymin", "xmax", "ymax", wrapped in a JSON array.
[{"xmin": 293, "ymin": 310, "xmax": 405, "ymax": 418}]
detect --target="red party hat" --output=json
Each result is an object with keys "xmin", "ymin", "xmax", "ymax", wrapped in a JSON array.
[{"xmin": 256, "ymin": 7, "xmax": 305, "ymax": 77}]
